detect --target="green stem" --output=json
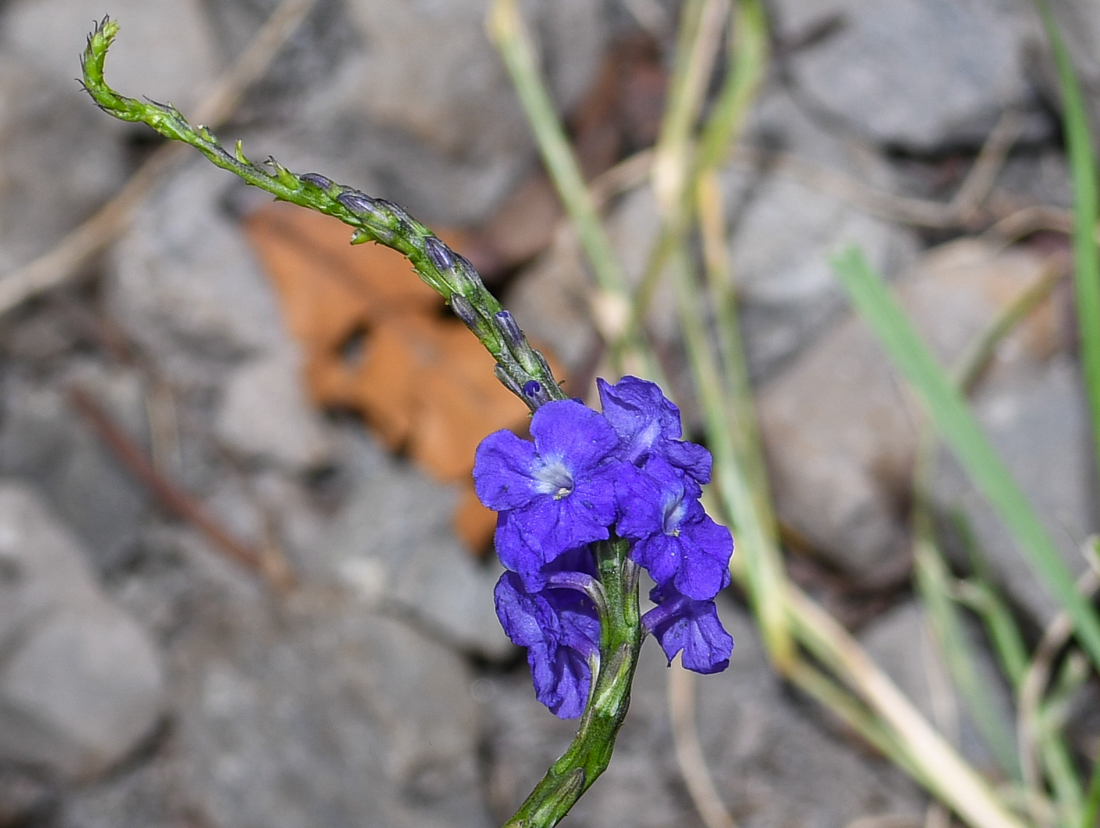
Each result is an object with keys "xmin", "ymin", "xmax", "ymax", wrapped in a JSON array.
[
  {"xmin": 1034, "ymin": 0, "xmax": 1100, "ymax": 483},
  {"xmin": 504, "ymin": 539, "xmax": 642, "ymax": 828},
  {"xmin": 1083, "ymin": 742, "xmax": 1100, "ymax": 828}
]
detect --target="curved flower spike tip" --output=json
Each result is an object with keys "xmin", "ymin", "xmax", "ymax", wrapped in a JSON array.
[{"xmin": 79, "ymin": 17, "xmax": 566, "ymax": 414}]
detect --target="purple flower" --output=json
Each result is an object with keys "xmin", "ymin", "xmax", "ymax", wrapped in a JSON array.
[
  {"xmin": 642, "ymin": 582, "xmax": 733, "ymax": 674},
  {"xmin": 597, "ymin": 376, "xmax": 711, "ymax": 486},
  {"xmin": 474, "ymin": 400, "xmax": 621, "ymax": 586},
  {"xmin": 494, "ymin": 566, "xmax": 600, "ymax": 718},
  {"xmin": 473, "ymin": 375, "xmax": 736, "ymax": 718},
  {"xmin": 616, "ymin": 458, "xmax": 733, "ymax": 601}
]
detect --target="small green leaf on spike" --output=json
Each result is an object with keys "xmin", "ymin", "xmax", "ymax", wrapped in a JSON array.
[{"xmin": 269, "ymin": 159, "xmax": 299, "ymax": 189}]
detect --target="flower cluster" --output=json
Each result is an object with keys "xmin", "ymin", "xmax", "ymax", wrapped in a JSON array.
[{"xmin": 474, "ymin": 376, "xmax": 734, "ymax": 718}]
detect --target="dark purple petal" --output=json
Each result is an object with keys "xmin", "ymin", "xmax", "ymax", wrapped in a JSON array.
[
  {"xmin": 614, "ymin": 465, "xmax": 661, "ymax": 539},
  {"xmin": 473, "ymin": 430, "xmax": 542, "ymax": 511},
  {"xmin": 495, "ymin": 570, "xmax": 551, "ymax": 649},
  {"xmin": 540, "ymin": 494, "xmax": 612, "ymax": 553},
  {"xmin": 529, "ymin": 400, "xmax": 621, "ymax": 476},
  {"xmin": 629, "ymin": 532, "xmax": 679, "ymax": 587},
  {"xmin": 492, "ymin": 511, "xmax": 548, "ymax": 589},
  {"xmin": 475, "ymin": 401, "xmax": 621, "ymax": 568},
  {"xmin": 510, "ymin": 496, "xmax": 610, "ymax": 580},
  {"xmin": 597, "ymin": 376, "xmax": 683, "ymax": 451},
  {"xmin": 619, "ymin": 463, "xmax": 732, "ymax": 600},
  {"xmin": 596, "ymin": 376, "xmax": 712, "ymax": 487},
  {"xmin": 668, "ymin": 513, "xmax": 733, "ymax": 600},
  {"xmin": 664, "ymin": 440, "xmax": 712, "ymax": 487},
  {"xmin": 494, "ymin": 571, "xmax": 599, "ymax": 718},
  {"xmin": 615, "ymin": 459, "xmax": 684, "ymax": 539},
  {"xmin": 643, "ymin": 583, "xmax": 733, "ymax": 674},
  {"xmin": 643, "ymin": 518, "xmax": 730, "ymax": 601}
]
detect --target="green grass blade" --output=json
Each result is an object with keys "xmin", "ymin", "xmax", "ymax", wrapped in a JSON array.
[
  {"xmin": 1034, "ymin": 0, "xmax": 1100, "ymax": 477},
  {"xmin": 913, "ymin": 535, "xmax": 1022, "ymax": 781},
  {"xmin": 830, "ymin": 246, "xmax": 1100, "ymax": 672},
  {"xmin": 1083, "ymin": 742, "xmax": 1100, "ymax": 828}
]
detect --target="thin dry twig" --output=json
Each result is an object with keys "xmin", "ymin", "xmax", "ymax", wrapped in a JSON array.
[
  {"xmin": 585, "ymin": 115, "xmax": 1063, "ymax": 240},
  {"xmin": 0, "ymin": 0, "xmax": 321, "ymax": 317},
  {"xmin": 1017, "ymin": 539, "xmax": 1100, "ymax": 828},
  {"xmin": 725, "ymin": 146, "xmax": 961, "ymax": 228},
  {"xmin": 982, "ymin": 204, "xmax": 1076, "ymax": 243},
  {"xmin": 845, "ymin": 816, "xmax": 923, "ymax": 828},
  {"xmin": 668, "ymin": 666, "xmax": 739, "ymax": 828},
  {"xmin": 145, "ymin": 380, "xmax": 183, "ymax": 479},
  {"xmin": 787, "ymin": 585, "xmax": 1029, "ymax": 828},
  {"xmin": 950, "ymin": 109, "xmax": 1026, "ymax": 221},
  {"xmin": 69, "ymin": 385, "xmax": 295, "ymax": 590}
]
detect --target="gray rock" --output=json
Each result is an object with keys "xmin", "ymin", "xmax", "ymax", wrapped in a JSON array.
[
  {"xmin": 0, "ymin": 54, "xmax": 127, "ymax": 274},
  {"xmin": 214, "ymin": 346, "xmax": 332, "ymax": 472},
  {"xmin": 0, "ymin": 765, "xmax": 52, "ymax": 827},
  {"xmin": 319, "ymin": 432, "xmax": 511, "ymax": 659},
  {"xmin": 757, "ymin": 239, "xmax": 1056, "ymax": 580},
  {"xmin": 505, "ymin": 233, "xmax": 601, "ymax": 379},
  {"xmin": 0, "ymin": 604, "xmax": 166, "ymax": 779},
  {"xmin": 288, "ymin": 0, "xmax": 607, "ymax": 225},
  {"xmin": 933, "ymin": 352, "xmax": 1096, "ymax": 627},
  {"xmin": 726, "ymin": 87, "xmax": 920, "ymax": 380},
  {"xmin": 52, "ymin": 758, "xmax": 179, "ymax": 828},
  {"xmin": 1, "ymin": 0, "xmax": 220, "ymax": 115},
  {"xmin": 0, "ymin": 363, "xmax": 151, "ymax": 572},
  {"xmin": 859, "ymin": 601, "xmax": 1015, "ymax": 776},
  {"xmin": 505, "ymin": 87, "xmax": 919, "ymax": 387},
  {"xmin": 0, "ymin": 482, "xmax": 165, "ymax": 781},
  {"xmin": 483, "ymin": 599, "xmax": 923, "ymax": 827},
  {"xmin": 107, "ymin": 161, "xmax": 290, "ymax": 386},
  {"xmin": 994, "ymin": 147, "xmax": 1074, "ymax": 210},
  {"xmin": 772, "ymin": 0, "xmax": 1036, "ymax": 151},
  {"xmin": 692, "ymin": 604, "xmax": 924, "ymax": 828},
  {"xmin": 171, "ymin": 590, "xmax": 490, "ymax": 828}
]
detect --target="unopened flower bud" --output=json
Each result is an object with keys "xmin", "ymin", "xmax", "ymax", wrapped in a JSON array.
[
  {"xmin": 424, "ymin": 236, "xmax": 454, "ymax": 272},
  {"xmin": 336, "ymin": 189, "xmax": 378, "ymax": 216},
  {"xmin": 495, "ymin": 310, "xmax": 525, "ymax": 351},
  {"xmin": 523, "ymin": 380, "xmax": 553, "ymax": 408},
  {"xmin": 450, "ymin": 294, "xmax": 479, "ymax": 330},
  {"xmin": 299, "ymin": 172, "xmax": 333, "ymax": 190},
  {"xmin": 494, "ymin": 364, "xmax": 524, "ymax": 398}
]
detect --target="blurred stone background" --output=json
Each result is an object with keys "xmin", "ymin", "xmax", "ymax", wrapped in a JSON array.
[{"xmin": 0, "ymin": 0, "xmax": 1097, "ymax": 826}]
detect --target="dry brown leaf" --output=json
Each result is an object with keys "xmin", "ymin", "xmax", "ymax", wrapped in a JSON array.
[{"xmin": 242, "ymin": 201, "xmax": 548, "ymax": 553}]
